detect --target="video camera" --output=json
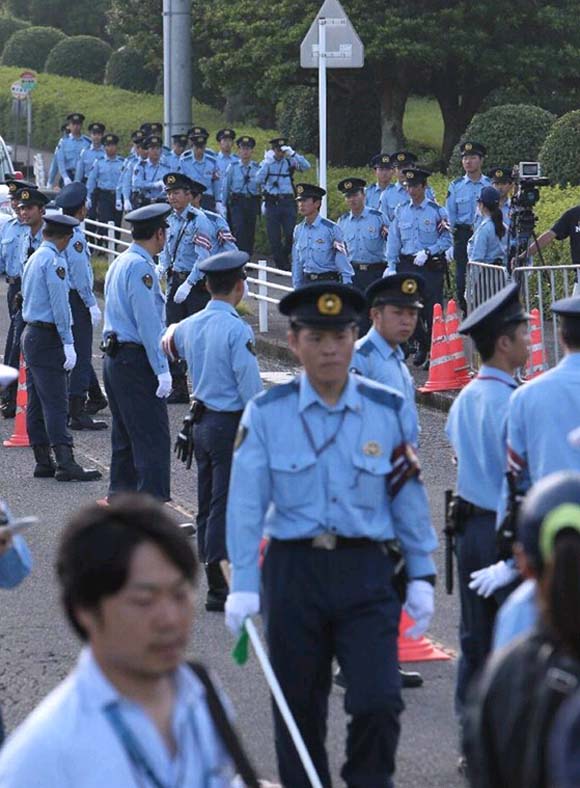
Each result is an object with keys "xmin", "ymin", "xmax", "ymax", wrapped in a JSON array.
[{"xmin": 508, "ymin": 162, "xmax": 550, "ymax": 266}]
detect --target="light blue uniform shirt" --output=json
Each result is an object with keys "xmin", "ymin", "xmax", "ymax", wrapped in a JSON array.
[
  {"xmin": 159, "ymin": 207, "xmax": 212, "ymax": 284},
  {"xmin": 132, "ymin": 159, "xmax": 172, "ymax": 201},
  {"xmin": 256, "ymin": 154, "xmax": 310, "ymax": 196},
  {"xmin": 467, "ymin": 216, "xmax": 506, "ymax": 263},
  {"xmin": 22, "ymin": 241, "xmax": 73, "ymax": 345},
  {"xmin": 446, "ymin": 174, "xmax": 491, "ymax": 228},
  {"xmin": 55, "ymin": 134, "xmax": 90, "ymax": 179},
  {"xmin": 0, "ymin": 218, "xmax": 26, "ymax": 277},
  {"xmin": 365, "ymin": 182, "xmax": 387, "ymax": 212},
  {"xmin": 446, "ymin": 366, "xmax": 517, "ymax": 511},
  {"xmin": 380, "ymin": 182, "xmax": 436, "ymax": 225},
  {"xmin": 63, "ymin": 226, "xmax": 96, "ymax": 309},
  {"xmin": 0, "ymin": 647, "xmax": 237, "ymax": 787},
  {"xmin": 492, "ymin": 579, "xmax": 538, "ymax": 651},
  {"xmin": 48, "ymin": 137, "xmax": 66, "ymax": 185},
  {"xmin": 178, "ymin": 151, "xmax": 221, "ymax": 201},
  {"xmin": 337, "ymin": 207, "xmax": 388, "ymax": 264},
  {"xmin": 204, "ymin": 210, "xmax": 238, "ymax": 255},
  {"xmin": 103, "ymin": 243, "xmax": 169, "ymax": 375},
  {"xmin": 227, "ymin": 372, "xmax": 437, "ymax": 593},
  {"xmin": 86, "ymin": 155, "xmax": 125, "ymax": 199},
  {"xmin": 164, "ymin": 150, "xmax": 182, "ymax": 171},
  {"xmin": 386, "ymin": 199, "xmax": 453, "ymax": 272},
  {"xmin": 117, "ymin": 151, "xmax": 142, "ymax": 202},
  {"xmin": 292, "ymin": 214, "xmax": 353, "ymax": 287},
  {"xmin": 18, "ymin": 226, "xmax": 43, "ymax": 276},
  {"xmin": 215, "ymin": 151, "xmax": 239, "ymax": 180},
  {"xmin": 74, "ymin": 145, "xmax": 105, "ymax": 182},
  {"xmin": 172, "ymin": 300, "xmax": 263, "ymax": 411},
  {"xmin": 352, "ymin": 327, "xmax": 419, "ymax": 445},
  {"xmin": 0, "ymin": 502, "xmax": 31, "ymax": 588},
  {"xmin": 222, "ymin": 160, "xmax": 260, "ymax": 203}
]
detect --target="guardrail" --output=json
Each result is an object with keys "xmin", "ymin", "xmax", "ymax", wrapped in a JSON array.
[{"xmin": 84, "ymin": 218, "xmax": 131, "ymax": 261}]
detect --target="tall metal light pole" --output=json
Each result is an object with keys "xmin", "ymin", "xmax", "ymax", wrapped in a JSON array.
[{"xmin": 163, "ymin": 0, "xmax": 192, "ymax": 146}]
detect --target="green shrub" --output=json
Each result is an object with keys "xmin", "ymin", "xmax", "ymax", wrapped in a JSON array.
[
  {"xmin": 448, "ymin": 104, "xmax": 556, "ymax": 175},
  {"xmin": 277, "ymin": 86, "xmax": 318, "ymax": 156},
  {"xmin": 2, "ymin": 26, "xmax": 66, "ymax": 71},
  {"xmin": 540, "ymin": 111, "xmax": 580, "ymax": 187},
  {"xmin": 45, "ymin": 36, "xmax": 112, "ymax": 84},
  {"xmin": 104, "ymin": 47, "xmax": 158, "ymax": 94},
  {"xmin": 0, "ymin": 17, "xmax": 30, "ymax": 55}
]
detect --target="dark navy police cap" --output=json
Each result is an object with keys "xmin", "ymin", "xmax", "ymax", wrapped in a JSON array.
[
  {"xmin": 67, "ymin": 112, "xmax": 85, "ymax": 124},
  {"xmin": 392, "ymin": 151, "xmax": 417, "ymax": 167},
  {"xmin": 172, "ymin": 134, "xmax": 189, "ymax": 146},
  {"xmin": 5, "ymin": 178, "xmax": 36, "ymax": 195},
  {"xmin": 140, "ymin": 123, "xmax": 153, "ymax": 135},
  {"xmin": 88, "ymin": 122, "xmax": 105, "ymax": 134},
  {"xmin": 54, "ymin": 182, "xmax": 87, "ymax": 210},
  {"xmin": 124, "ymin": 203, "xmax": 172, "ymax": 225},
  {"xmin": 132, "ymin": 130, "xmax": 146, "ymax": 144},
  {"xmin": 163, "ymin": 172, "xmax": 194, "ymax": 191},
  {"xmin": 144, "ymin": 135, "xmax": 162, "ymax": 148},
  {"xmin": 269, "ymin": 137, "xmax": 287, "ymax": 148},
  {"xmin": 199, "ymin": 250, "xmax": 250, "ymax": 274},
  {"xmin": 216, "ymin": 128, "xmax": 235, "ymax": 141},
  {"xmin": 461, "ymin": 140, "xmax": 487, "ymax": 157},
  {"xmin": 402, "ymin": 167, "xmax": 431, "ymax": 185},
  {"xmin": 478, "ymin": 186, "xmax": 500, "ymax": 208},
  {"xmin": 237, "ymin": 135, "xmax": 256, "ymax": 148},
  {"xmin": 459, "ymin": 283, "xmax": 528, "ymax": 338},
  {"xmin": 338, "ymin": 177, "xmax": 366, "ymax": 195},
  {"xmin": 43, "ymin": 211, "xmax": 80, "ymax": 230},
  {"xmin": 103, "ymin": 133, "xmax": 119, "ymax": 146},
  {"xmin": 295, "ymin": 183, "xmax": 326, "ymax": 200},
  {"xmin": 370, "ymin": 153, "xmax": 393, "ymax": 169},
  {"xmin": 366, "ymin": 273, "xmax": 425, "ymax": 309},
  {"xmin": 16, "ymin": 188, "xmax": 49, "ymax": 207},
  {"xmin": 279, "ymin": 283, "xmax": 366, "ymax": 327},
  {"xmin": 489, "ymin": 166, "xmax": 514, "ymax": 183},
  {"xmin": 552, "ymin": 296, "xmax": 580, "ymax": 317},
  {"xmin": 150, "ymin": 122, "xmax": 163, "ymax": 135}
]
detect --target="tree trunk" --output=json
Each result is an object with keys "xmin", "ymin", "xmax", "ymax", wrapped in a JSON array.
[
  {"xmin": 433, "ymin": 72, "xmax": 493, "ymax": 167},
  {"xmin": 376, "ymin": 71, "xmax": 409, "ymax": 152}
]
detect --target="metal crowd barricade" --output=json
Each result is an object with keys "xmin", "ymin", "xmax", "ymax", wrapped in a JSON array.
[
  {"xmin": 84, "ymin": 218, "xmax": 131, "ymax": 262},
  {"xmin": 245, "ymin": 259, "xmax": 293, "ymax": 333}
]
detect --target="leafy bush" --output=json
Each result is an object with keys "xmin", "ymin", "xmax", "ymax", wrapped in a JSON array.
[
  {"xmin": 104, "ymin": 47, "xmax": 158, "ymax": 94},
  {"xmin": 0, "ymin": 17, "xmax": 30, "ymax": 55},
  {"xmin": 540, "ymin": 111, "xmax": 580, "ymax": 187},
  {"xmin": 45, "ymin": 36, "xmax": 112, "ymax": 84},
  {"xmin": 278, "ymin": 86, "xmax": 318, "ymax": 156},
  {"xmin": 448, "ymin": 104, "xmax": 556, "ymax": 175},
  {"xmin": 2, "ymin": 26, "xmax": 66, "ymax": 71}
]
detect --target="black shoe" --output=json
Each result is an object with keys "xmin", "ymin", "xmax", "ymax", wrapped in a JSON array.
[
  {"xmin": 400, "ymin": 667, "xmax": 424, "ymax": 688},
  {"xmin": 84, "ymin": 393, "xmax": 108, "ymax": 415},
  {"xmin": 413, "ymin": 348, "xmax": 428, "ymax": 367},
  {"xmin": 333, "ymin": 668, "xmax": 347, "ymax": 689},
  {"xmin": 205, "ymin": 590, "xmax": 227, "ymax": 612},
  {"xmin": 0, "ymin": 400, "xmax": 16, "ymax": 419},
  {"xmin": 53, "ymin": 445, "xmax": 102, "ymax": 482},
  {"xmin": 32, "ymin": 445, "xmax": 56, "ymax": 478},
  {"xmin": 205, "ymin": 562, "xmax": 228, "ymax": 612},
  {"xmin": 457, "ymin": 755, "xmax": 468, "ymax": 775},
  {"xmin": 69, "ymin": 396, "xmax": 108, "ymax": 431}
]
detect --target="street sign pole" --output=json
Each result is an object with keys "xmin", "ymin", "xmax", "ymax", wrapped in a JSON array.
[
  {"xmin": 26, "ymin": 94, "xmax": 32, "ymax": 178},
  {"xmin": 318, "ymin": 18, "xmax": 327, "ymax": 217}
]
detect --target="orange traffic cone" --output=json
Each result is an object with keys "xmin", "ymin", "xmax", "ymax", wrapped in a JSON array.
[
  {"xmin": 444, "ymin": 299, "xmax": 472, "ymax": 388},
  {"xmin": 418, "ymin": 304, "xmax": 463, "ymax": 392},
  {"xmin": 397, "ymin": 611, "xmax": 451, "ymax": 662},
  {"xmin": 524, "ymin": 308, "xmax": 547, "ymax": 379},
  {"xmin": 3, "ymin": 355, "xmax": 29, "ymax": 448}
]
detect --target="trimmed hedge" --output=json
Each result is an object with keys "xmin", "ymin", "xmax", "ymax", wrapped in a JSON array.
[
  {"xmin": 540, "ymin": 111, "xmax": 580, "ymax": 187},
  {"xmin": 2, "ymin": 26, "xmax": 66, "ymax": 71},
  {"xmin": 277, "ymin": 86, "xmax": 318, "ymax": 156},
  {"xmin": 45, "ymin": 36, "xmax": 112, "ymax": 84},
  {"xmin": 448, "ymin": 104, "xmax": 556, "ymax": 175},
  {"xmin": 0, "ymin": 17, "xmax": 30, "ymax": 55},
  {"xmin": 104, "ymin": 47, "xmax": 158, "ymax": 94}
]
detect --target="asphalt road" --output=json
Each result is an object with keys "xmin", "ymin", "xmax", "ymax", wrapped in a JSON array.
[{"xmin": 0, "ymin": 282, "xmax": 464, "ymax": 787}]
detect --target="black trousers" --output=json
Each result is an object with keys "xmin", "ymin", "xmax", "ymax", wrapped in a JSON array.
[
  {"xmin": 453, "ymin": 225, "xmax": 472, "ymax": 312},
  {"xmin": 265, "ymin": 198, "xmax": 296, "ymax": 270},
  {"xmin": 69, "ymin": 290, "xmax": 93, "ymax": 398},
  {"xmin": 95, "ymin": 189, "xmax": 123, "ymax": 227},
  {"xmin": 2, "ymin": 279, "xmax": 23, "ymax": 405},
  {"xmin": 351, "ymin": 262, "xmax": 386, "ymax": 334},
  {"xmin": 165, "ymin": 277, "xmax": 210, "ymax": 384},
  {"xmin": 103, "ymin": 346, "xmax": 170, "ymax": 501},
  {"xmin": 229, "ymin": 196, "xmax": 260, "ymax": 255},
  {"xmin": 262, "ymin": 540, "xmax": 403, "ymax": 788}
]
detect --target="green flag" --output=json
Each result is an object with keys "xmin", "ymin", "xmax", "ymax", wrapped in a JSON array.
[{"xmin": 232, "ymin": 627, "xmax": 249, "ymax": 665}]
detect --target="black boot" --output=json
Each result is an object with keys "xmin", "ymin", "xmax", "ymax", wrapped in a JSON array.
[
  {"xmin": 205, "ymin": 562, "xmax": 228, "ymax": 612},
  {"xmin": 0, "ymin": 395, "xmax": 16, "ymax": 419},
  {"xmin": 69, "ymin": 395, "xmax": 107, "ymax": 431},
  {"xmin": 167, "ymin": 378, "xmax": 190, "ymax": 405},
  {"xmin": 85, "ymin": 383, "xmax": 108, "ymax": 415},
  {"xmin": 32, "ymin": 445, "xmax": 56, "ymax": 478},
  {"xmin": 53, "ymin": 444, "xmax": 102, "ymax": 482},
  {"xmin": 400, "ymin": 666, "xmax": 424, "ymax": 688}
]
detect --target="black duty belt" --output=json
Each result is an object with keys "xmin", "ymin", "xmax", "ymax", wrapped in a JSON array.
[
  {"xmin": 172, "ymin": 271, "xmax": 207, "ymax": 289},
  {"xmin": 304, "ymin": 272, "xmax": 340, "ymax": 282},
  {"xmin": 118, "ymin": 341, "xmax": 144, "ymax": 350},
  {"xmin": 5, "ymin": 276, "xmax": 21, "ymax": 285},
  {"xmin": 353, "ymin": 261, "xmax": 385, "ymax": 271},
  {"xmin": 230, "ymin": 194, "xmax": 259, "ymax": 201},
  {"xmin": 264, "ymin": 194, "xmax": 294, "ymax": 204},
  {"xmin": 454, "ymin": 224, "xmax": 473, "ymax": 232},
  {"xmin": 28, "ymin": 321, "xmax": 57, "ymax": 330},
  {"xmin": 271, "ymin": 535, "xmax": 383, "ymax": 551},
  {"xmin": 456, "ymin": 497, "xmax": 495, "ymax": 518}
]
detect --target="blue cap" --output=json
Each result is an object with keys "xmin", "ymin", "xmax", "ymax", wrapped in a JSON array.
[
  {"xmin": 338, "ymin": 177, "xmax": 366, "ymax": 195},
  {"xmin": 198, "ymin": 250, "xmax": 249, "ymax": 274},
  {"xmin": 370, "ymin": 153, "xmax": 392, "ymax": 169},
  {"xmin": 295, "ymin": 183, "xmax": 325, "ymax": 200},
  {"xmin": 478, "ymin": 186, "xmax": 500, "ymax": 209},
  {"xmin": 43, "ymin": 211, "xmax": 80, "ymax": 229},
  {"xmin": 366, "ymin": 273, "xmax": 425, "ymax": 309},
  {"xmin": 552, "ymin": 296, "xmax": 580, "ymax": 317},
  {"xmin": 459, "ymin": 283, "xmax": 528, "ymax": 338},
  {"xmin": 402, "ymin": 167, "xmax": 431, "ymax": 185},
  {"xmin": 124, "ymin": 203, "xmax": 172, "ymax": 225},
  {"xmin": 461, "ymin": 140, "xmax": 486, "ymax": 157},
  {"xmin": 488, "ymin": 166, "xmax": 514, "ymax": 183},
  {"xmin": 16, "ymin": 188, "xmax": 49, "ymax": 207},
  {"xmin": 279, "ymin": 283, "xmax": 366, "ymax": 327},
  {"xmin": 4, "ymin": 178, "xmax": 36, "ymax": 195},
  {"xmin": 54, "ymin": 182, "xmax": 87, "ymax": 210},
  {"xmin": 216, "ymin": 128, "xmax": 236, "ymax": 141},
  {"xmin": 392, "ymin": 150, "xmax": 417, "ymax": 167}
]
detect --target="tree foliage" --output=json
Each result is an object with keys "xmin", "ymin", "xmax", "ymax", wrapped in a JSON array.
[
  {"xmin": 45, "ymin": 36, "xmax": 112, "ymax": 83},
  {"xmin": 540, "ymin": 111, "xmax": 580, "ymax": 187},
  {"xmin": 105, "ymin": 46, "xmax": 158, "ymax": 93},
  {"xmin": 0, "ymin": 16, "xmax": 30, "ymax": 55},
  {"xmin": 2, "ymin": 26, "xmax": 66, "ymax": 71},
  {"xmin": 3, "ymin": 0, "xmax": 112, "ymax": 38}
]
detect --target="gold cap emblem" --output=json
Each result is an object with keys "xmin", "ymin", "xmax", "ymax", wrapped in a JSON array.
[
  {"xmin": 363, "ymin": 441, "xmax": 382, "ymax": 457},
  {"xmin": 406, "ymin": 171, "xmax": 414, "ymax": 179},
  {"xmin": 464, "ymin": 142, "xmax": 473, "ymax": 151},
  {"xmin": 167, "ymin": 175, "xmax": 176, "ymax": 184},
  {"xmin": 495, "ymin": 169, "xmax": 502, "ymax": 178},
  {"xmin": 8, "ymin": 183, "xmax": 16, "ymax": 193},
  {"xmin": 317, "ymin": 293, "xmax": 342, "ymax": 316},
  {"xmin": 21, "ymin": 190, "xmax": 29, "ymax": 200},
  {"xmin": 296, "ymin": 184, "xmax": 304, "ymax": 194},
  {"xmin": 344, "ymin": 181, "xmax": 352, "ymax": 190},
  {"xmin": 402, "ymin": 278, "xmax": 418, "ymax": 295},
  {"xmin": 397, "ymin": 153, "xmax": 405, "ymax": 161},
  {"xmin": 381, "ymin": 155, "xmax": 389, "ymax": 163}
]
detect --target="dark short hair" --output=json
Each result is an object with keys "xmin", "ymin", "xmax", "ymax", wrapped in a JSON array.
[
  {"xmin": 561, "ymin": 316, "xmax": 580, "ymax": 350},
  {"xmin": 206, "ymin": 268, "xmax": 244, "ymax": 296},
  {"xmin": 475, "ymin": 321, "xmax": 522, "ymax": 362},
  {"xmin": 132, "ymin": 222, "xmax": 166, "ymax": 241},
  {"xmin": 57, "ymin": 494, "xmax": 198, "ymax": 640},
  {"xmin": 43, "ymin": 225, "xmax": 73, "ymax": 240}
]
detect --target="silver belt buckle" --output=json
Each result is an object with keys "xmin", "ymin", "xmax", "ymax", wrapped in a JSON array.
[
  {"xmin": 358, "ymin": 264, "xmax": 368, "ymax": 271},
  {"xmin": 312, "ymin": 533, "xmax": 337, "ymax": 550}
]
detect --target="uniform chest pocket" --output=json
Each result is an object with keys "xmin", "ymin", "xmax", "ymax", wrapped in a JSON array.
[
  {"xmin": 351, "ymin": 455, "xmax": 392, "ymax": 509},
  {"xmin": 399, "ymin": 222, "xmax": 414, "ymax": 243},
  {"xmin": 418, "ymin": 219, "xmax": 437, "ymax": 245},
  {"xmin": 311, "ymin": 237, "xmax": 332, "ymax": 263},
  {"xmin": 456, "ymin": 196, "xmax": 471, "ymax": 215},
  {"xmin": 270, "ymin": 453, "xmax": 318, "ymax": 507}
]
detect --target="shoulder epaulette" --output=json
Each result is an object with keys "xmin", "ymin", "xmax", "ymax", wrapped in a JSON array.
[
  {"xmin": 357, "ymin": 380, "xmax": 402, "ymax": 410},
  {"xmin": 204, "ymin": 211, "xmax": 218, "ymax": 223},
  {"xmin": 452, "ymin": 176, "xmax": 463, "ymax": 185},
  {"xmin": 369, "ymin": 208, "xmax": 383, "ymax": 217},
  {"xmin": 320, "ymin": 217, "xmax": 335, "ymax": 229},
  {"xmin": 338, "ymin": 211, "xmax": 349, "ymax": 221},
  {"xmin": 356, "ymin": 339, "xmax": 377, "ymax": 358},
  {"xmin": 181, "ymin": 150, "xmax": 193, "ymax": 160},
  {"xmin": 427, "ymin": 200, "xmax": 441, "ymax": 210},
  {"xmin": 254, "ymin": 379, "xmax": 300, "ymax": 407},
  {"xmin": 82, "ymin": 135, "xmax": 91, "ymax": 143}
]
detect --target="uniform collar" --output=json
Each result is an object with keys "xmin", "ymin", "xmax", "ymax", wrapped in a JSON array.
[
  {"xmin": 299, "ymin": 371, "xmax": 359, "ymax": 413},
  {"xmin": 410, "ymin": 198, "xmax": 429, "ymax": 210},
  {"xmin": 365, "ymin": 326, "xmax": 402, "ymax": 361},
  {"xmin": 305, "ymin": 214, "xmax": 322, "ymax": 229},
  {"xmin": 128, "ymin": 242, "xmax": 155, "ymax": 266},
  {"xmin": 559, "ymin": 352, "xmax": 580, "ymax": 369},
  {"xmin": 477, "ymin": 364, "xmax": 517, "ymax": 387},
  {"xmin": 40, "ymin": 240, "xmax": 59, "ymax": 253},
  {"xmin": 206, "ymin": 299, "xmax": 239, "ymax": 318},
  {"xmin": 349, "ymin": 207, "xmax": 368, "ymax": 220},
  {"xmin": 463, "ymin": 174, "xmax": 486, "ymax": 185}
]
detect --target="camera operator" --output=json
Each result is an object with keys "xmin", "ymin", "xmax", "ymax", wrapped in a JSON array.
[{"xmin": 519, "ymin": 202, "xmax": 580, "ymax": 272}]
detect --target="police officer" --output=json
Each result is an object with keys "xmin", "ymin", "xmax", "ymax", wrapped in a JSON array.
[
  {"xmin": 225, "ymin": 282, "xmax": 438, "ymax": 788},
  {"xmin": 55, "ymin": 113, "xmax": 90, "ymax": 186},
  {"xmin": 102, "ymin": 204, "xmax": 173, "ymax": 501},
  {"xmin": 22, "ymin": 212, "xmax": 101, "ymax": 482},
  {"xmin": 222, "ymin": 135, "xmax": 261, "ymax": 255},
  {"xmin": 446, "ymin": 141, "xmax": 490, "ymax": 312},
  {"xmin": 467, "ymin": 186, "xmax": 507, "ymax": 265},
  {"xmin": 445, "ymin": 284, "xmax": 529, "ymax": 761},
  {"xmin": 132, "ymin": 135, "xmax": 171, "ymax": 207},
  {"xmin": 159, "ymin": 172, "xmax": 213, "ymax": 403},
  {"xmin": 256, "ymin": 137, "xmax": 311, "ymax": 271},
  {"xmin": 54, "ymin": 183, "xmax": 106, "ymax": 432},
  {"xmin": 292, "ymin": 183, "xmax": 353, "ymax": 288},
  {"xmin": 488, "ymin": 167, "xmax": 515, "ymax": 261},
  {"xmin": 48, "ymin": 123, "xmax": 69, "ymax": 188},
  {"xmin": 215, "ymin": 128, "xmax": 239, "ymax": 184},
  {"xmin": 166, "ymin": 133, "xmax": 188, "ymax": 171},
  {"xmin": 381, "ymin": 151, "xmax": 419, "ymax": 224},
  {"xmin": 162, "ymin": 250, "xmax": 262, "ymax": 611},
  {"xmin": 365, "ymin": 153, "xmax": 395, "ymax": 216},
  {"xmin": 74, "ymin": 122, "xmax": 106, "ymax": 194},
  {"xmin": 117, "ymin": 130, "xmax": 147, "ymax": 213},
  {"xmin": 178, "ymin": 128, "xmax": 222, "ymax": 213},
  {"xmin": 386, "ymin": 167, "xmax": 452, "ymax": 367},
  {"xmin": 86, "ymin": 133, "xmax": 124, "ymax": 225}
]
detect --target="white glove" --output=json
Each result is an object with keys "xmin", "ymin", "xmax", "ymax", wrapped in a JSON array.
[
  {"xmin": 281, "ymin": 145, "xmax": 295, "ymax": 156},
  {"xmin": 216, "ymin": 201, "xmax": 226, "ymax": 218},
  {"xmin": 89, "ymin": 304, "xmax": 102, "ymax": 326},
  {"xmin": 413, "ymin": 249, "xmax": 428, "ymax": 267},
  {"xmin": 85, "ymin": 198, "xmax": 92, "ymax": 211},
  {"xmin": 174, "ymin": 281, "xmax": 192, "ymax": 304},
  {"xmin": 445, "ymin": 246, "xmax": 454, "ymax": 263},
  {"xmin": 261, "ymin": 201, "xmax": 267, "ymax": 217},
  {"xmin": 225, "ymin": 591, "xmax": 260, "ymax": 636},
  {"xmin": 403, "ymin": 580, "xmax": 434, "ymax": 639},
  {"xmin": 155, "ymin": 371, "xmax": 172, "ymax": 398},
  {"xmin": 154, "ymin": 180, "xmax": 165, "ymax": 189},
  {"xmin": 469, "ymin": 561, "xmax": 519, "ymax": 598},
  {"xmin": 264, "ymin": 150, "xmax": 276, "ymax": 163},
  {"xmin": 383, "ymin": 267, "xmax": 397, "ymax": 278},
  {"xmin": 115, "ymin": 199, "xmax": 123, "ymax": 211},
  {"xmin": 161, "ymin": 324, "xmax": 178, "ymax": 360},
  {"xmin": 63, "ymin": 344, "xmax": 77, "ymax": 371},
  {"xmin": 62, "ymin": 175, "xmax": 71, "ymax": 186},
  {"xmin": 123, "ymin": 199, "xmax": 132, "ymax": 212}
]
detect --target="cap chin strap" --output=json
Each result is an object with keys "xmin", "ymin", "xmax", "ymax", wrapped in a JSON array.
[{"xmin": 540, "ymin": 503, "xmax": 580, "ymax": 561}]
